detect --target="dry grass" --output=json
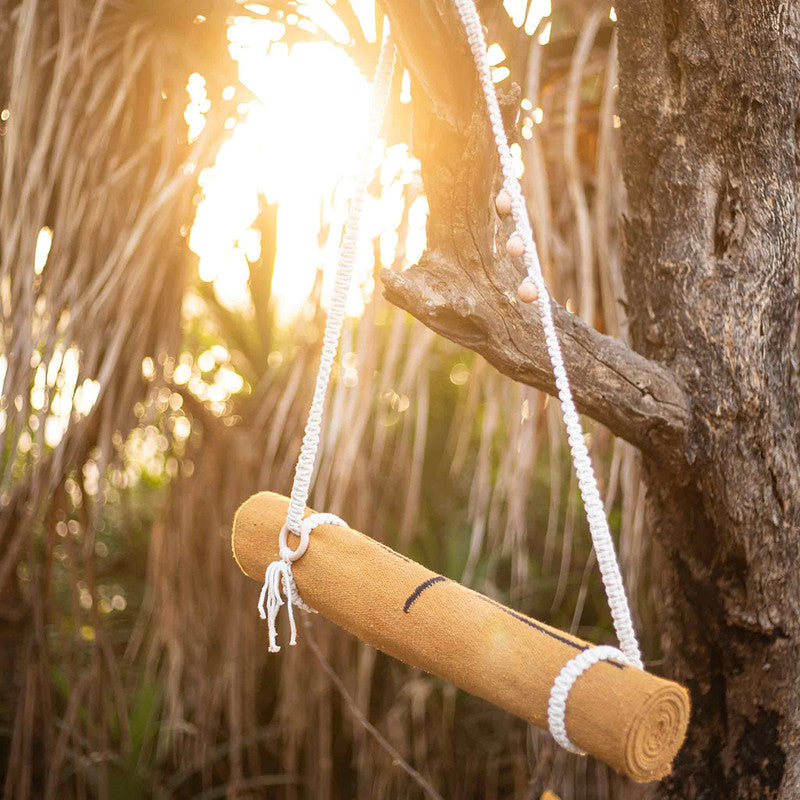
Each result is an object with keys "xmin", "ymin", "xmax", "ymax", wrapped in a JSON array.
[{"xmin": 1, "ymin": 2, "xmax": 658, "ymax": 799}]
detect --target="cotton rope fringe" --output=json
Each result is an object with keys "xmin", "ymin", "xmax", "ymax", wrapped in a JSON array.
[
  {"xmin": 257, "ymin": 35, "xmax": 396, "ymax": 654},
  {"xmin": 258, "ymin": 513, "xmax": 347, "ymax": 652},
  {"xmin": 259, "ymin": 2, "xmax": 646, "ymax": 759}
]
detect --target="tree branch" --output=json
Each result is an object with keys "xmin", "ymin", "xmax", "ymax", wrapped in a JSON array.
[
  {"xmin": 379, "ymin": 0, "xmax": 690, "ymax": 465},
  {"xmin": 383, "ymin": 261, "xmax": 689, "ymax": 461}
]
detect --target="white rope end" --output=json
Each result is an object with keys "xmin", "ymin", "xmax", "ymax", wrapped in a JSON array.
[
  {"xmin": 258, "ymin": 513, "xmax": 348, "ymax": 652},
  {"xmin": 259, "ymin": 559, "xmax": 296, "ymax": 653}
]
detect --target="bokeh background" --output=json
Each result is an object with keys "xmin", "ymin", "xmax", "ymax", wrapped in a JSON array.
[{"xmin": 1, "ymin": 1, "xmax": 657, "ymax": 797}]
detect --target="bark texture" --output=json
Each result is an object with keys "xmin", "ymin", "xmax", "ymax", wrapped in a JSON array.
[
  {"xmin": 380, "ymin": 0, "xmax": 800, "ymax": 796},
  {"xmin": 384, "ymin": 265, "xmax": 690, "ymax": 463},
  {"xmin": 382, "ymin": 0, "xmax": 690, "ymax": 466},
  {"xmin": 617, "ymin": 2, "xmax": 800, "ymax": 797}
]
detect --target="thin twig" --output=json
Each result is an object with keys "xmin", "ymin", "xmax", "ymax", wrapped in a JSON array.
[{"xmin": 302, "ymin": 617, "xmax": 445, "ymax": 800}]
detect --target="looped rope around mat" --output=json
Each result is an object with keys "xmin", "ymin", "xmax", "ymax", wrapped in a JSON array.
[
  {"xmin": 259, "ymin": 513, "xmax": 347, "ymax": 652},
  {"xmin": 547, "ymin": 645, "xmax": 628, "ymax": 753},
  {"xmin": 279, "ymin": 511, "xmax": 347, "ymax": 563}
]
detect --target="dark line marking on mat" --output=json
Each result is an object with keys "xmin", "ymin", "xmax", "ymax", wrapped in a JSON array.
[
  {"xmin": 401, "ymin": 574, "xmax": 626, "ymax": 671},
  {"xmin": 403, "ymin": 576, "xmax": 447, "ymax": 612},
  {"xmin": 475, "ymin": 595, "xmax": 627, "ymax": 670},
  {"xmin": 375, "ymin": 539, "xmax": 413, "ymax": 563}
]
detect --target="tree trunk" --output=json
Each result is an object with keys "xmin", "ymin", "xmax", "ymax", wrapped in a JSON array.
[
  {"xmin": 380, "ymin": 0, "xmax": 800, "ymax": 796},
  {"xmin": 617, "ymin": 2, "xmax": 800, "ymax": 797}
]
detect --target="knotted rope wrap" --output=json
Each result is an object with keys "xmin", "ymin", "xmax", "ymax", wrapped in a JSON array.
[
  {"xmin": 258, "ymin": 513, "xmax": 347, "ymax": 651},
  {"xmin": 547, "ymin": 646, "xmax": 628, "ymax": 754},
  {"xmin": 257, "ymin": 34, "xmax": 396, "ymax": 650}
]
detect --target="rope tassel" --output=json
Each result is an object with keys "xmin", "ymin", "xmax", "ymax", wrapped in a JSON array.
[
  {"xmin": 258, "ymin": 513, "xmax": 345, "ymax": 650},
  {"xmin": 258, "ymin": 560, "xmax": 298, "ymax": 652}
]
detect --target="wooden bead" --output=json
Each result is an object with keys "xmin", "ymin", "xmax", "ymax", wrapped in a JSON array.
[
  {"xmin": 517, "ymin": 279, "xmax": 539, "ymax": 304},
  {"xmin": 506, "ymin": 235, "xmax": 525, "ymax": 257},
  {"xmin": 495, "ymin": 189, "xmax": 513, "ymax": 216}
]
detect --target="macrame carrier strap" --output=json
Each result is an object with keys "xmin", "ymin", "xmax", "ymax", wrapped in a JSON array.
[
  {"xmin": 283, "ymin": 36, "xmax": 396, "ymax": 535},
  {"xmin": 450, "ymin": 0, "xmax": 643, "ymax": 750},
  {"xmin": 261, "ymin": 2, "xmax": 644, "ymax": 756}
]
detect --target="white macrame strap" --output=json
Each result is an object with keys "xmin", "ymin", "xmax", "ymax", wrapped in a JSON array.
[
  {"xmin": 451, "ymin": 0, "xmax": 644, "ymax": 752},
  {"xmin": 284, "ymin": 34, "xmax": 396, "ymax": 534},
  {"xmin": 258, "ymin": 34, "xmax": 396, "ymax": 651}
]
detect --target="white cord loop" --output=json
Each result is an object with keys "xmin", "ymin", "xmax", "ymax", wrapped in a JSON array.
[
  {"xmin": 451, "ymin": 0, "xmax": 643, "ymax": 673},
  {"xmin": 259, "ymin": 513, "xmax": 348, "ymax": 651},
  {"xmin": 547, "ymin": 646, "xmax": 627, "ymax": 753}
]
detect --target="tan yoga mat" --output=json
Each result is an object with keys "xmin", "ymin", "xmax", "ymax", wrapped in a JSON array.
[{"xmin": 232, "ymin": 492, "xmax": 690, "ymax": 782}]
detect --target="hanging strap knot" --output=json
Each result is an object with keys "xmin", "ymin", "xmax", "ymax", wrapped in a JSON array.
[{"xmin": 259, "ymin": 513, "xmax": 348, "ymax": 651}]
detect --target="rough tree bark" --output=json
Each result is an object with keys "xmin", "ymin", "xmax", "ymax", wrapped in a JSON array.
[
  {"xmin": 617, "ymin": 3, "xmax": 800, "ymax": 797},
  {"xmin": 380, "ymin": 0, "xmax": 800, "ymax": 797}
]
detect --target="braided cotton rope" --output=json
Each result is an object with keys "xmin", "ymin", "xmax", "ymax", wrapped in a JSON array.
[
  {"xmin": 283, "ymin": 36, "xmax": 396, "ymax": 536},
  {"xmin": 258, "ymin": 36, "xmax": 395, "ymax": 651},
  {"xmin": 452, "ymin": 0, "xmax": 642, "ymax": 671},
  {"xmin": 452, "ymin": 0, "xmax": 642, "ymax": 754}
]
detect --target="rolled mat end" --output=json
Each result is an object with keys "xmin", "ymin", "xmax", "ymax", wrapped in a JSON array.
[{"xmin": 624, "ymin": 683, "xmax": 690, "ymax": 782}]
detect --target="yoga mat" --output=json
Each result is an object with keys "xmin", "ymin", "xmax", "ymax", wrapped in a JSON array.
[{"xmin": 232, "ymin": 492, "xmax": 689, "ymax": 782}]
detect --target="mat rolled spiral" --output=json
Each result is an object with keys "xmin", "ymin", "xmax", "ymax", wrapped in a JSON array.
[{"xmin": 232, "ymin": 492, "xmax": 689, "ymax": 782}]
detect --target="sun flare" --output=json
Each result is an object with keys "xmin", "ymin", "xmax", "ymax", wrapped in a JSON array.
[{"xmin": 188, "ymin": 16, "xmax": 427, "ymax": 324}]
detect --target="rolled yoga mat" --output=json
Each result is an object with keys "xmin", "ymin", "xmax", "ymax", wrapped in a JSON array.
[{"xmin": 232, "ymin": 492, "xmax": 690, "ymax": 782}]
